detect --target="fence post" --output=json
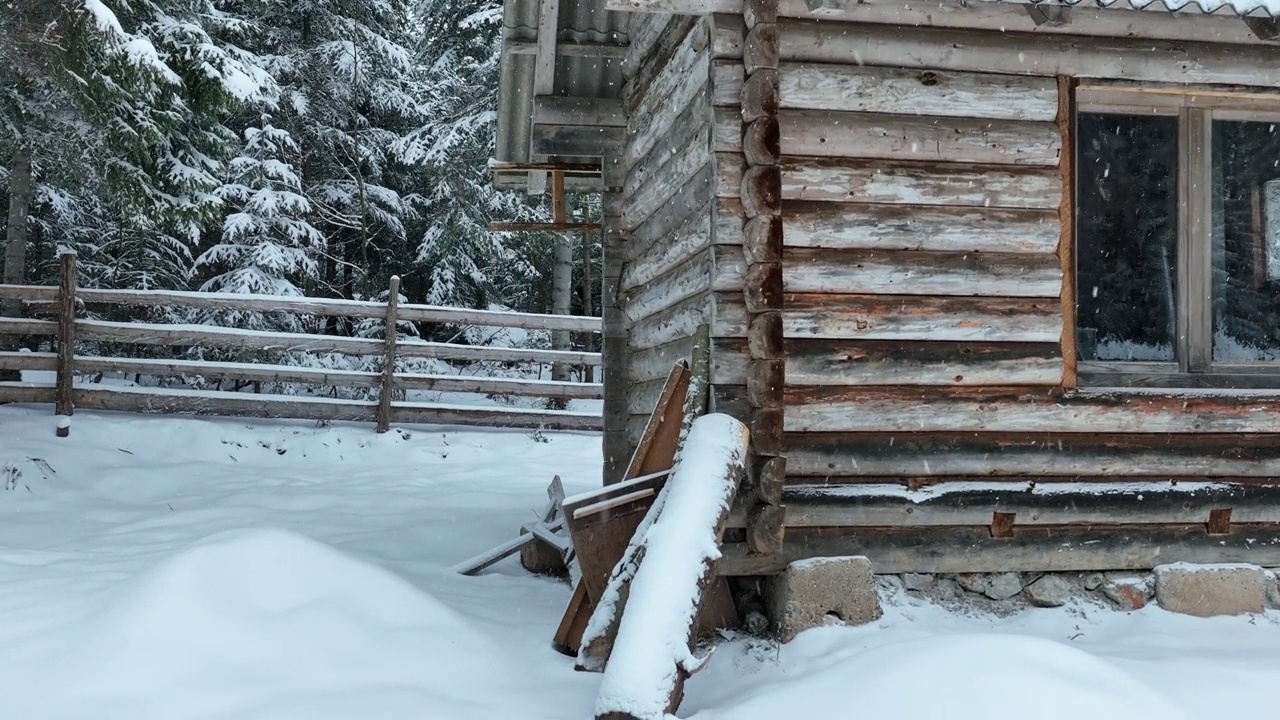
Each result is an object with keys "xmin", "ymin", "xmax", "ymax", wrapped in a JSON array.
[
  {"xmin": 375, "ymin": 275, "xmax": 401, "ymax": 433},
  {"xmin": 54, "ymin": 251, "xmax": 77, "ymax": 437}
]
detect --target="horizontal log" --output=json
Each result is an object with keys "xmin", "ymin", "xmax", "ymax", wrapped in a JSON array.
[
  {"xmin": 627, "ymin": 28, "xmax": 711, "ymax": 166},
  {"xmin": 628, "ymin": 292, "xmax": 713, "ymax": 351},
  {"xmin": 779, "ymin": 63, "xmax": 1059, "ymax": 121},
  {"xmin": 66, "ymin": 385, "xmax": 601, "ymax": 431},
  {"xmin": 624, "ymin": 205, "xmax": 713, "ymax": 290},
  {"xmin": 719, "ymin": 525, "xmax": 1280, "ymax": 575},
  {"xmin": 66, "ymin": 289, "xmax": 602, "ymax": 332},
  {"xmin": 72, "ymin": 356, "xmax": 380, "ymax": 387},
  {"xmin": 0, "ymin": 285, "xmax": 58, "ymax": 302},
  {"xmin": 626, "ymin": 0, "xmax": 1275, "ymax": 47},
  {"xmin": 713, "ymin": 59, "xmax": 744, "ymax": 106},
  {"xmin": 785, "ymin": 202, "xmax": 1060, "ymax": 254},
  {"xmin": 713, "ymin": 293, "xmax": 1062, "ymax": 342},
  {"xmin": 488, "ymin": 222, "xmax": 602, "ymax": 232},
  {"xmin": 75, "ymin": 320, "xmax": 602, "ymax": 366},
  {"xmin": 397, "ymin": 374, "xmax": 603, "ymax": 399},
  {"xmin": 784, "ymin": 387, "xmax": 1280, "ymax": 434},
  {"xmin": 623, "ymin": 127, "xmax": 712, "ymax": 231},
  {"xmin": 0, "ymin": 317, "xmax": 57, "ymax": 336},
  {"xmin": 0, "ymin": 351, "xmax": 56, "ymax": 371},
  {"xmin": 724, "ymin": 481, "xmax": 1280, "ymax": 528},
  {"xmin": 783, "ymin": 248, "xmax": 1063, "ymax": 297},
  {"xmin": 785, "ymin": 339, "xmax": 1062, "ymax": 386},
  {"xmin": 784, "ymin": 432, "xmax": 1280, "ymax": 478},
  {"xmin": 781, "ymin": 158, "xmax": 1062, "ymax": 209},
  {"xmin": 0, "ymin": 383, "xmax": 55, "ymax": 404},
  {"xmin": 624, "ymin": 248, "xmax": 714, "ymax": 324},
  {"xmin": 780, "ymin": 110, "xmax": 1062, "ymax": 166},
  {"xmin": 779, "ymin": 21, "xmax": 1280, "ymax": 88}
]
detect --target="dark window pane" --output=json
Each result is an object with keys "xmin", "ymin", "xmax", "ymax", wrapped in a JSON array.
[
  {"xmin": 1076, "ymin": 114, "xmax": 1179, "ymax": 362},
  {"xmin": 1211, "ymin": 120, "xmax": 1280, "ymax": 362}
]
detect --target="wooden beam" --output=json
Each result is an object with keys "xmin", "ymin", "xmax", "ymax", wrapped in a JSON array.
[
  {"xmin": 504, "ymin": 39, "xmax": 628, "ymax": 59},
  {"xmin": 531, "ymin": 124, "xmax": 625, "ymax": 158},
  {"xmin": 719, "ymin": 524, "xmax": 1280, "ymax": 575},
  {"xmin": 534, "ymin": 97, "xmax": 626, "ymax": 127},
  {"xmin": 778, "ymin": 20, "xmax": 1280, "ymax": 87},
  {"xmin": 488, "ymin": 221, "xmax": 603, "ymax": 232},
  {"xmin": 489, "ymin": 161, "xmax": 602, "ymax": 174},
  {"xmin": 528, "ymin": 0, "xmax": 561, "ymax": 194}
]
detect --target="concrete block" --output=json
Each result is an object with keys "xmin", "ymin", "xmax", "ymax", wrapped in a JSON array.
[
  {"xmin": 766, "ymin": 556, "xmax": 882, "ymax": 643},
  {"xmin": 1154, "ymin": 563, "xmax": 1266, "ymax": 617}
]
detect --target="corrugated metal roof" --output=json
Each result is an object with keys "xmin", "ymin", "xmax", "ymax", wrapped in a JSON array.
[
  {"xmin": 1010, "ymin": 0, "xmax": 1280, "ymax": 17},
  {"xmin": 494, "ymin": 0, "xmax": 629, "ymax": 190}
]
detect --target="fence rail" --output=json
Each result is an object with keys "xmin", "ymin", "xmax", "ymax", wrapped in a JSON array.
[{"xmin": 0, "ymin": 253, "xmax": 603, "ymax": 434}]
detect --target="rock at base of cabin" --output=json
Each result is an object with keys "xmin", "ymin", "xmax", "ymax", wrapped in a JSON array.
[
  {"xmin": 902, "ymin": 573, "xmax": 933, "ymax": 592},
  {"xmin": 983, "ymin": 572, "xmax": 1025, "ymax": 601},
  {"xmin": 1023, "ymin": 575, "xmax": 1074, "ymax": 608},
  {"xmin": 766, "ymin": 556, "xmax": 882, "ymax": 643},
  {"xmin": 1266, "ymin": 571, "xmax": 1280, "ymax": 609},
  {"xmin": 1083, "ymin": 572, "xmax": 1106, "ymax": 591},
  {"xmin": 1154, "ymin": 563, "xmax": 1266, "ymax": 618},
  {"xmin": 956, "ymin": 572, "xmax": 987, "ymax": 594},
  {"xmin": 1102, "ymin": 575, "xmax": 1154, "ymax": 612},
  {"xmin": 517, "ymin": 528, "xmax": 567, "ymax": 577}
]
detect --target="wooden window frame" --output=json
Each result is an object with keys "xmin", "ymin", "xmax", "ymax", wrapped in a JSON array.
[{"xmin": 1075, "ymin": 84, "xmax": 1280, "ymax": 389}]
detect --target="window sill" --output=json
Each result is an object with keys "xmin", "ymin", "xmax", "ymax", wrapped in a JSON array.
[{"xmin": 1078, "ymin": 362, "xmax": 1280, "ymax": 392}]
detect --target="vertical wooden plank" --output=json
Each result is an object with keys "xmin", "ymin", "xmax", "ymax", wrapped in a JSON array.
[
  {"xmin": 602, "ymin": 190, "xmax": 631, "ymax": 484},
  {"xmin": 1177, "ymin": 109, "xmax": 1208, "ymax": 371},
  {"xmin": 1057, "ymin": 76, "xmax": 1078, "ymax": 389},
  {"xmin": 1253, "ymin": 184, "xmax": 1266, "ymax": 289},
  {"xmin": 54, "ymin": 251, "xmax": 76, "ymax": 437},
  {"xmin": 376, "ymin": 275, "xmax": 401, "ymax": 434},
  {"xmin": 528, "ymin": 0, "xmax": 560, "ymax": 195}
]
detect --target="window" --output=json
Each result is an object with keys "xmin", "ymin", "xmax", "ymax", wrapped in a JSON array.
[{"xmin": 1075, "ymin": 88, "xmax": 1280, "ymax": 387}]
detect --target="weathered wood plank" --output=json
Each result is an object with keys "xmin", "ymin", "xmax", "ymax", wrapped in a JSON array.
[
  {"xmin": 713, "ymin": 59, "xmax": 744, "ymax": 106},
  {"xmin": 719, "ymin": 525, "xmax": 1280, "ymax": 575},
  {"xmin": 709, "ymin": 13, "xmax": 745, "ymax": 59},
  {"xmin": 724, "ymin": 482, "xmax": 1280, "ymax": 528},
  {"xmin": 629, "ymin": 292, "xmax": 713, "ymax": 352},
  {"xmin": 625, "ymin": 84, "xmax": 710, "ymax": 197},
  {"xmin": 782, "ymin": 158, "xmax": 1062, "ymax": 208},
  {"xmin": 785, "ymin": 339, "xmax": 1062, "ymax": 386},
  {"xmin": 780, "ymin": 63, "xmax": 1059, "ymax": 121},
  {"xmin": 623, "ymin": 126, "xmax": 712, "ymax": 231},
  {"xmin": 626, "ymin": 16, "xmax": 696, "ymax": 111},
  {"xmin": 0, "ymin": 350, "xmax": 55, "ymax": 371},
  {"xmin": 622, "ymin": 13, "xmax": 676, "ymax": 80},
  {"xmin": 780, "ymin": 110, "xmax": 1062, "ymax": 165},
  {"xmin": 624, "ymin": 203, "xmax": 713, "ymax": 291},
  {"xmin": 626, "ymin": 162, "xmax": 713, "ymax": 241},
  {"xmin": 627, "ymin": 25, "xmax": 712, "ymax": 168},
  {"xmin": 625, "ymin": 248, "xmax": 715, "ymax": 325},
  {"xmin": 0, "ymin": 383, "xmax": 55, "ymax": 404},
  {"xmin": 784, "ymin": 202, "xmax": 1060, "ymax": 254},
  {"xmin": 75, "ymin": 320, "xmax": 602, "ymax": 366},
  {"xmin": 784, "ymin": 387, "xmax": 1280, "ymax": 434},
  {"xmin": 714, "ymin": 293, "xmax": 1062, "ymax": 342},
  {"xmin": 778, "ymin": 20, "xmax": 1280, "ymax": 88},
  {"xmin": 531, "ymin": 124, "xmax": 624, "ymax": 158},
  {"xmin": 397, "ymin": 374, "xmax": 603, "ymax": 399},
  {"xmin": 784, "ymin": 432, "xmax": 1280, "ymax": 478},
  {"xmin": 533, "ymin": 96, "xmax": 626, "ymax": 127},
  {"xmin": 0, "ymin": 317, "xmax": 57, "ymax": 336},
  {"xmin": 784, "ymin": 248, "xmax": 1063, "ymax": 297}
]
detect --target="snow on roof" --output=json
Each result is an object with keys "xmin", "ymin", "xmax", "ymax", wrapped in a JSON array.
[{"xmin": 1005, "ymin": 0, "xmax": 1280, "ymax": 18}]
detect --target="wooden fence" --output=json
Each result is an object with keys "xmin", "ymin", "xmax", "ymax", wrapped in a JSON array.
[{"xmin": 0, "ymin": 253, "xmax": 603, "ymax": 435}]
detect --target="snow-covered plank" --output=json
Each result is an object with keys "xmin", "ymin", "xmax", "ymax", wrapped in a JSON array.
[
  {"xmin": 397, "ymin": 374, "xmax": 603, "ymax": 400},
  {"xmin": 589, "ymin": 413, "xmax": 748, "ymax": 720},
  {"xmin": 0, "ymin": 284, "xmax": 58, "ymax": 302},
  {"xmin": 0, "ymin": 382, "xmax": 55, "ymax": 404},
  {"xmin": 0, "ymin": 351, "xmax": 56, "ymax": 371},
  {"xmin": 0, "ymin": 317, "xmax": 57, "ymax": 337},
  {"xmin": 73, "ymin": 355, "xmax": 382, "ymax": 388}
]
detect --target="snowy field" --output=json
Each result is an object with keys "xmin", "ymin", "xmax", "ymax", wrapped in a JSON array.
[{"xmin": 2, "ymin": 405, "xmax": 1279, "ymax": 719}]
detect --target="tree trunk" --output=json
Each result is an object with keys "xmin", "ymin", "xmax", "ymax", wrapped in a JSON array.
[
  {"xmin": 1, "ymin": 146, "xmax": 32, "ymax": 381},
  {"xmin": 550, "ymin": 172, "xmax": 573, "ymax": 407}
]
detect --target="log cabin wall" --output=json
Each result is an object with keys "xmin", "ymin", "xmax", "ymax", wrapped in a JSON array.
[
  {"xmin": 697, "ymin": 11, "xmax": 1280, "ymax": 573},
  {"xmin": 612, "ymin": 13, "xmax": 729, "ymax": 478}
]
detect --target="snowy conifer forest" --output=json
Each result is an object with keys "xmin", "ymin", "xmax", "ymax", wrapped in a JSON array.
[{"xmin": 1, "ymin": 0, "xmax": 592, "ymax": 330}]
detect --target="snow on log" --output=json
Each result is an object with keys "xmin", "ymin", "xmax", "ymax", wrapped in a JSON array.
[{"xmin": 593, "ymin": 413, "xmax": 748, "ymax": 720}]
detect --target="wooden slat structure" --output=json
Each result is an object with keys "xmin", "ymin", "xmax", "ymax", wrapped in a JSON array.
[{"xmin": 0, "ymin": 260, "xmax": 604, "ymax": 434}]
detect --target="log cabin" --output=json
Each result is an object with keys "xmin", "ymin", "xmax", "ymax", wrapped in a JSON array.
[{"xmin": 494, "ymin": 0, "xmax": 1280, "ymax": 580}]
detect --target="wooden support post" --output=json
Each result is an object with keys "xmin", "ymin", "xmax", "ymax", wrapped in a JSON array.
[
  {"xmin": 1057, "ymin": 75, "xmax": 1079, "ymax": 390},
  {"xmin": 54, "ymin": 251, "xmax": 76, "ymax": 437},
  {"xmin": 740, "ymin": 0, "xmax": 786, "ymax": 556},
  {"xmin": 551, "ymin": 171, "xmax": 574, "ymax": 406},
  {"xmin": 376, "ymin": 275, "xmax": 400, "ymax": 434}
]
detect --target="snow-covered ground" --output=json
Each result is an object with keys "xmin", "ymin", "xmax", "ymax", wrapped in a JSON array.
[{"xmin": 2, "ymin": 404, "xmax": 1279, "ymax": 719}]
